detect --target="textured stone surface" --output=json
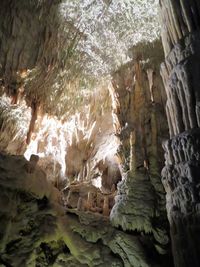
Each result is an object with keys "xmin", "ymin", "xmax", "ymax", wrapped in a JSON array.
[
  {"xmin": 161, "ymin": 32, "xmax": 200, "ymax": 137},
  {"xmin": 159, "ymin": 1, "xmax": 200, "ymax": 266},
  {"xmin": 162, "ymin": 129, "xmax": 200, "ymax": 267},
  {"xmin": 110, "ymin": 41, "xmax": 170, "ymax": 255},
  {"xmin": 0, "ymin": 153, "xmax": 165, "ymax": 267},
  {"xmin": 0, "ymin": 98, "xmax": 30, "ymax": 154},
  {"xmin": 160, "ymin": 0, "xmax": 200, "ymax": 57}
]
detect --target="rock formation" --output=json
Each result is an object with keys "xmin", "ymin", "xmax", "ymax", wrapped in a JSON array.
[
  {"xmin": 110, "ymin": 41, "xmax": 171, "ymax": 258},
  {"xmin": 0, "ymin": 0, "xmax": 200, "ymax": 266},
  {"xmin": 0, "ymin": 153, "xmax": 161, "ymax": 267},
  {"xmin": 159, "ymin": 1, "xmax": 200, "ymax": 266}
]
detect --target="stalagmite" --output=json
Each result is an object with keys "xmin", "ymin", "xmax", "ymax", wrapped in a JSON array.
[
  {"xmin": 26, "ymin": 102, "xmax": 39, "ymax": 145},
  {"xmin": 103, "ymin": 195, "xmax": 110, "ymax": 217},
  {"xmin": 26, "ymin": 154, "xmax": 39, "ymax": 173}
]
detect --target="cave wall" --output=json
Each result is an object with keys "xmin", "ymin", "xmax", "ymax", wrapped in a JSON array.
[
  {"xmin": 159, "ymin": 1, "xmax": 200, "ymax": 266},
  {"xmin": 0, "ymin": 153, "xmax": 159, "ymax": 267},
  {"xmin": 3, "ymin": 0, "xmax": 200, "ymax": 266},
  {"xmin": 110, "ymin": 41, "xmax": 171, "ymax": 259}
]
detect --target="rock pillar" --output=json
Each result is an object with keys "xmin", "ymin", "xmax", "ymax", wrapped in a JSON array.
[
  {"xmin": 160, "ymin": 1, "xmax": 200, "ymax": 266},
  {"xmin": 110, "ymin": 42, "xmax": 171, "ymax": 260}
]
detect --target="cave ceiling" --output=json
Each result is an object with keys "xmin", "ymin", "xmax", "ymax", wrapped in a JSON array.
[{"xmin": 0, "ymin": 0, "xmax": 160, "ymax": 117}]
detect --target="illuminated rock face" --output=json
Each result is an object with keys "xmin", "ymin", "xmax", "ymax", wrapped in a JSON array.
[
  {"xmin": 110, "ymin": 41, "xmax": 171, "ymax": 255},
  {"xmin": 0, "ymin": 98, "xmax": 31, "ymax": 154},
  {"xmin": 160, "ymin": 1, "xmax": 200, "ymax": 266},
  {"xmin": 64, "ymin": 110, "xmax": 120, "ymax": 185}
]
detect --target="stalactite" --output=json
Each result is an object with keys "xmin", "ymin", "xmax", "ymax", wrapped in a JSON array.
[
  {"xmin": 129, "ymin": 131, "xmax": 136, "ymax": 173},
  {"xmin": 147, "ymin": 69, "xmax": 154, "ymax": 102},
  {"xmin": 26, "ymin": 101, "xmax": 39, "ymax": 145}
]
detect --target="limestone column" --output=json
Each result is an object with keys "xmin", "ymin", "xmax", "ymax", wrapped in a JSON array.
[
  {"xmin": 110, "ymin": 42, "xmax": 170, "ymax": 259},
  {"xmin": 160, "ymin": 1, "xmax": 200, "ymax": 266}
]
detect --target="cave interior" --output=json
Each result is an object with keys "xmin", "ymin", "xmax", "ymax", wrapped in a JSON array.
[{"xmin": 0, "ymin": 1, "xmax": 200, "ymax": 267}]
